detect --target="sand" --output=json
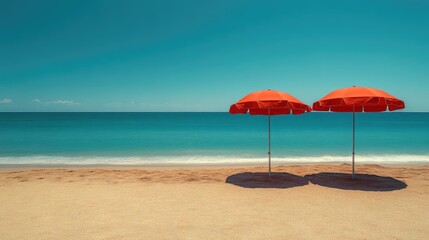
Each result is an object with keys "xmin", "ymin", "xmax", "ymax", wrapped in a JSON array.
[{"xmin": 0, "ymin": 163, "xmax": 428, "ymax": 240}]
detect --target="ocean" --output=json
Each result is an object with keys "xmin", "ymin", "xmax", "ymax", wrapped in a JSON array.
[{"xmin": 0, "ymin": 112, "xmax": 428, "ymax": 165}]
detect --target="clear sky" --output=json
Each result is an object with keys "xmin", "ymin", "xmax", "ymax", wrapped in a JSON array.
[{"xmin": 1, "ymin": 0, "xmax": 428, "ymax": 112}]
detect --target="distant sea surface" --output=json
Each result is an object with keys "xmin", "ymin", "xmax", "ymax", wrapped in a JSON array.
[{"xmin": 0, "ymin": 112, "xmax": 428, "ymax": 165}]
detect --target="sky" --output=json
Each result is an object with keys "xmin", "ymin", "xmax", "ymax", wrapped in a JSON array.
[{"xmin": 0, "ymin": 0, "xmax": 428, "ymax": 112}]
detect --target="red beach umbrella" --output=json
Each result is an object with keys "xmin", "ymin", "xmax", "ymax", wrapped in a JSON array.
[
  {"xmin": 313, "ymin": 86, "xmax": 405, "ymax": 179},
  {"xmin": 229, "ymin": 89, "xmax": 312, "ymax": 176}
]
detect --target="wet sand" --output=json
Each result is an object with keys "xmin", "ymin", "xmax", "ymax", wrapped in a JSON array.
[{"xmin": 1, "ymin": 163, "xmax": 428, "ymax": 239}]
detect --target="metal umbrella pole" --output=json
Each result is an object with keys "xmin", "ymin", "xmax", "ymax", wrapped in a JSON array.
[
  {"xmin": 352, "ymin": 106, "xmax": 355, "ymax": 179},
  {"xmin": 268, "ymin": 108, "xmax": 271, "ymax": 177}
]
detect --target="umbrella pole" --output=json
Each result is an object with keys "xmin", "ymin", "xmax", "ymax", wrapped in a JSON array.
[
  {"xmin": 352, "ymin": 107, "xmax": 355, "ymax": 179},
  {"xmin": 268, "ymin": 110, "xmax": 271, "ymax": 177}
]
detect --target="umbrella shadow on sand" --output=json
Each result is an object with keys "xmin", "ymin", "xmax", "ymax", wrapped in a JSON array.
[
  {"xmin": 226, "ymin": 172, "xmax": 309, "ymax": 189},
  {"xmin": 305, "ymin": 172, "xmax": 407, "ymax": 191}
]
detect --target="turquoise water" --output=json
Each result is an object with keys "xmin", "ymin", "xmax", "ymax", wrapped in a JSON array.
[{"xmin": 0, "ymin": 112, "xmax": 428, "ymax": 165}]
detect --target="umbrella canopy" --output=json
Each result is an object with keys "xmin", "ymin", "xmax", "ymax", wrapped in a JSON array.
[
  {"xmin": 230, "ymin": 89, "xmax": 311, "ymax": 176},
  {"xmin": 313, "ymin": 86, "xmax": 405, "ymax": 178},
  {"xmin": 230, "ymin": 89, "xmax": 311, "ymax": 114},
  {"xmin": 313, "ymin": 86, "xmax": 405, "ymax": 112}
]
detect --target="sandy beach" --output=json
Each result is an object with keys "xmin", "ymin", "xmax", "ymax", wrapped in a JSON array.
[{"xmin": 0, "ymin": 163, "xmax": 428, "ymax": 240}]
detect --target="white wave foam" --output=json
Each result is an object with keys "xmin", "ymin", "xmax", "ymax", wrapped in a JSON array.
[{"xmin": 0, "ymin": 155, "xmax": 428, "ymax": 165}]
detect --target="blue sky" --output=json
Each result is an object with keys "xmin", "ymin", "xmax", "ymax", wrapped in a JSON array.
[{"xmin": 1, "ymin": 0, "xmax": 428, "ymax": 112}]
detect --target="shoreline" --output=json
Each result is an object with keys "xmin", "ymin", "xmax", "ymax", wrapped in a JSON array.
[
  {"xmin": 1, "ymin": 154, "xmax": 428, "ymax": 167},
  {"xmin": 1, "ymin": 161, "xmax": 428, "ymax": 171}
]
